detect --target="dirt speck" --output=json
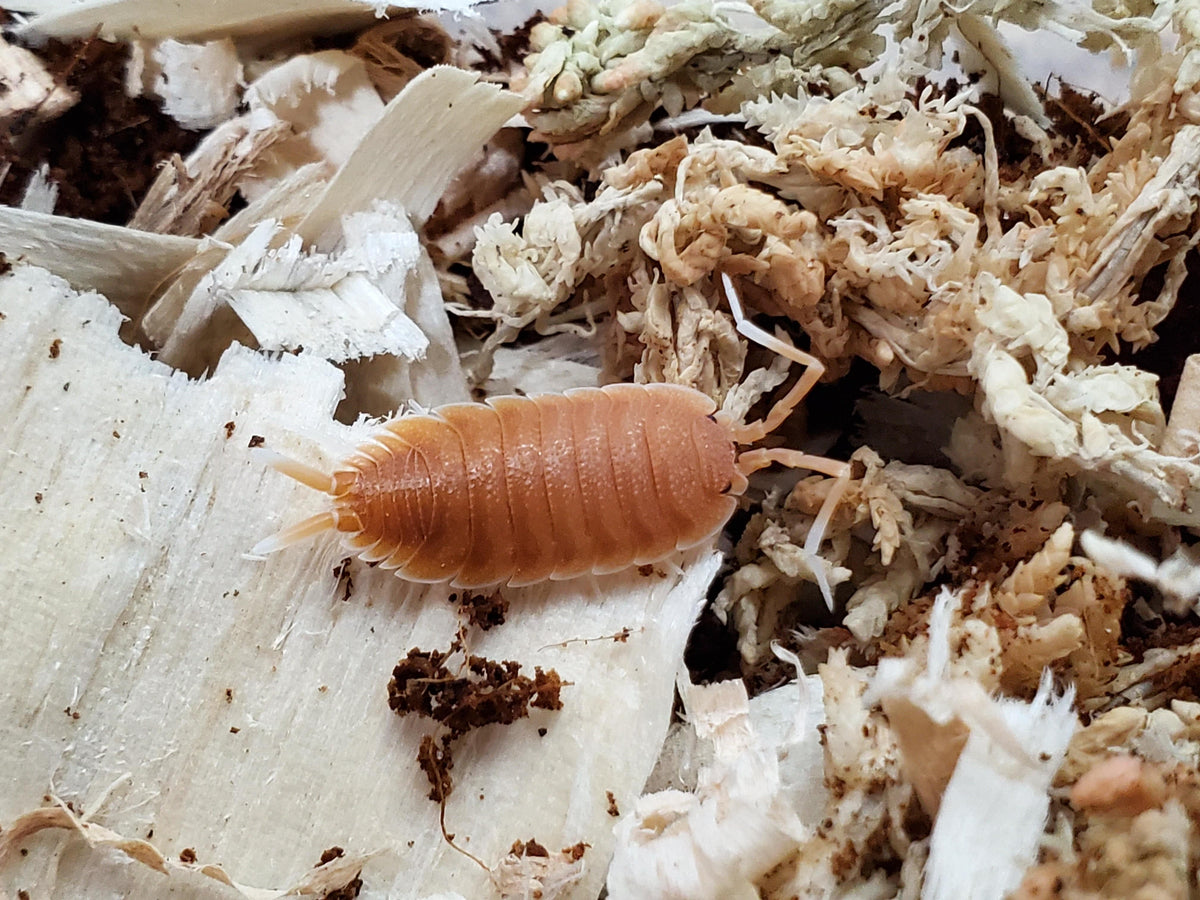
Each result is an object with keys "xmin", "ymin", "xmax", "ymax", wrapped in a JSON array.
[
  {"xmin": 333, "ymin": 557, "xmax": 354, "ymax": 602},
  {"xmin": 455, "ymin": 590, "xmax": 508, "ymax": 630},
  {"xmin": 606, "ymin": 790, "xmax": 619, "ymax": 817},
  {"xmin": 319, "ymin": 846, "xmax": 345, "ymax": 865}
]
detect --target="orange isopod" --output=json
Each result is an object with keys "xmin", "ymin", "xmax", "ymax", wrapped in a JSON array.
[{"xmin": 253, "ymin": 275, "xmax": 850, "ymax": 604}]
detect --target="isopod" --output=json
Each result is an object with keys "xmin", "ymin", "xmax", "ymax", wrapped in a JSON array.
[{"xmin": 253, "ymin": 274, "xmax": 850, "ymax": 605}]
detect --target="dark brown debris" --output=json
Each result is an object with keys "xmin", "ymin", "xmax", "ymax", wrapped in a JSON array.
[
  {"xmin": 389, "ymin": 639, "xmax": 564, "ymax": 800},
  {"xmin": 509, "ymin": 837, "xmax": 548, "ymax": 857},
  {"xmin": 1040, "ymin": 80, "xmax": 1129, "ymax": 161},
  {"xmin": 333, "ymin": 557, "xmax": 354, "ymax": 602},
  {"xmin": 507, "ymin": 838, "xmax": 588, "ymax": 864},
  {"xmin": 455, "ymin": 589, "xmax": 508, "ymax": 630},
  {"xmin": 323, "ymin": 876, "xmax": 364, "ymax": 900},
  {"xmin": 348, "ymin": 14, "xmax": 452, "ymax": 103},
  {"xmin": 388, "ymin": 643, "xmax": 563, "ymax": 741},
  {"xmin": 0, "ymin": 36, "xmax": 201, "ymax": 224},
  {"xmin": 318, "ymin": 846, "xmax": 345, "ymax": 865}
]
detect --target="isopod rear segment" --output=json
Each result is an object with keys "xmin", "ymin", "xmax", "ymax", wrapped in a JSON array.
[{"xmin": 253, "ymin": 273, "xmax": 851, "ymax": 606}]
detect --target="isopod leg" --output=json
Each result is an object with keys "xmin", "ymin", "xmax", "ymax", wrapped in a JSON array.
[
  {"xmin": 739, "ymin": 448, "xmax": 851, "ymax": 610},
  {"xmin": 724, "ymin": 272, "xmax": 853, "ymax": 611},
  {"xmin": 719, "ymin": 271, "xmax": 825, "ymax": 445}
]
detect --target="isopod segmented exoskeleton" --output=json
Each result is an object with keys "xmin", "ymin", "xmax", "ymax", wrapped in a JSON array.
[{"xmin": 253, "ymin": 274, "xmax": 850, "ymax": 605}]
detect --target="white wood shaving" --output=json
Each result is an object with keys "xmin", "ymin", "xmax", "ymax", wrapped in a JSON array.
[
  {"xmin": 0, "ymin": 33, "xmax": 76, "ymax": 123},
  {"xmin": 0, "ymin": 263, "xmax": 720, "ymax": 899},
  {"xmin": 0, "ymin": 205, "xmax": 201, "ymax": 318}
]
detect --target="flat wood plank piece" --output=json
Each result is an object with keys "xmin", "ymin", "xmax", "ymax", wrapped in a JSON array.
[{"xmin": 0, "ymin": 265, "xmax": 716, "ymax": 899}]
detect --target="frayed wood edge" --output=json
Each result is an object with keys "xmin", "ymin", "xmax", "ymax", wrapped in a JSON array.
[
  {"xmin": 0, "ymin": 797, "xmax": 378, "ymax": 900},
  {"xmin": 129, "ymin": 112, "xmax": 293, "ymax": 237},
  {"xmin": 294, "ymin": 65, "xmax": 526, "ymax": 242},
  {"xmin": 136, "ymin": 65, "xmax": 520, "ymax": 382}
]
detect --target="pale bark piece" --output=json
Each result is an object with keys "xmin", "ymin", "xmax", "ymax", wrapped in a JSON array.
[
  {"xmin": 0, "ymin": 265, "xmax": 716, "ymax": 899},
  {"xmin": 870, "ymin": 588, "xmax": 1077, "ymax": 900},
  {"xmin": 18, "ymin": 163, "xmax": 58, "ymax": 214},
  {"xmin": 144, "ymin": 39, "xmax": 244, "ymax": 131},
  {"xmin": 608, "ymin": 674, "xmax": 826, "ymax": 900},
  {"xmin": 239, "ymin": 50, "xmax": 386, "ymax": 205},
  {"xmin": 1162, "ymin": 354, "xmax": 1200, "ymax": 458},
  {"xmin": 138, "ymin": 65, "xmax": 518, "ymax": 397},
  {"xmin": 0, "ymin": 34, "xmax": 76, "ymax": 124},
  {"xmin": 338, "ymin": 243, "xmax": 471, "ymax": 418},
  {"xmin": 0, "ymin": 206, "xmax": 201, "ymax": 320},
  {"xmin": 20, "ymin": 0, "xmax": 389, "ymax": 41},
  {"xmin": 128, "ymin": 109, "xmax": 294, "ymax": 237},
  {"xmin": 20, "ymin": 0, "xmax": 490, "ymax": 42},
  {"xmin": 295, "ymin": 66, "xmax": 526, "ymax": 243},
  {"xmin": 138, "ymin": 163, "xmax": 331, "ymax": 351},
  {"xmin": 157, "ymin": 208, "xmax": 429, "ymax": 368}
]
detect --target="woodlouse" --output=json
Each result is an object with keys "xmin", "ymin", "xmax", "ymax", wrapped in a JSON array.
[{"xmin": 253, "ymin": 274, "xmax": 850, "ymax": 604}]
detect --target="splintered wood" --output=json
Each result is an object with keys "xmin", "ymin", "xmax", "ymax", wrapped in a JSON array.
[{"xmin": 0, "ymin": 266, "xmax": 718, "ymax": 898}]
